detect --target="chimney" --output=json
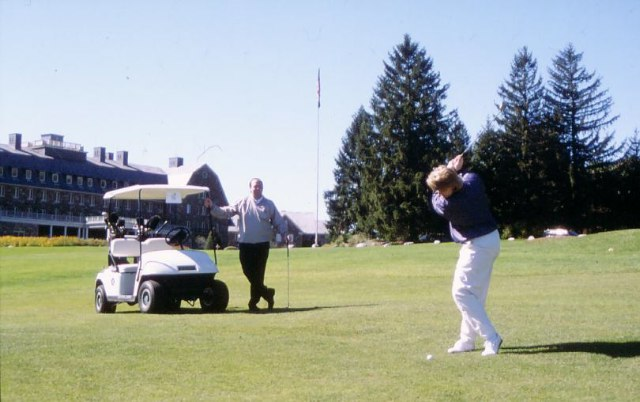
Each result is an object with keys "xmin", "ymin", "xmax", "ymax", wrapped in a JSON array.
[
  {"xmin": 108, "ymin": 152, "xmax": 114, "ymax": 161},
  {"xmin": 9, "ymin": 133, "xmax": 22, "ymax": 150},
  {"xmin": 116, "ymin": 151, "xmax": 129, "ymax": 166},
  {"xmin": 169, "ymin": 157, "xmax": 184, "ymax": 168},
  {"xmin": 94, "ymin": 147, "xmax": 106, "ymax": 162}
]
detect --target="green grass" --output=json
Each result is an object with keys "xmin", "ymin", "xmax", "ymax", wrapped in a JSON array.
[{"xmin": 1, "ymin": 230, "xmax": 639, "ymax": 401}]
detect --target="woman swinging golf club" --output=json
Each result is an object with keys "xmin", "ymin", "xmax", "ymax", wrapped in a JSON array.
[
  {"xmin": 205, "ymin": 178, "xmax": 287, "ymax": 313},
  {"xmin": 426, "ymin": 154, "xmax": 503, "ymax": 356}
]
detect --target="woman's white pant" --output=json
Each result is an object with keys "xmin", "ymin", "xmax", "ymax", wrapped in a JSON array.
[{"xmin": 452, "ymin": 230, "xmax": 500, "ymax": 343}]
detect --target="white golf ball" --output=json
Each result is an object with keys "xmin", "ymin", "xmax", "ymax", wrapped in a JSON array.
[{"xmin": 426, "ymin": 354, "xmax": 434, "ymax": 361}]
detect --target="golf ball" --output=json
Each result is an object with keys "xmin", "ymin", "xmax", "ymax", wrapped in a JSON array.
[{"xmin": 426, "ymin": 354, "xmax": 434, "ymax": 361}]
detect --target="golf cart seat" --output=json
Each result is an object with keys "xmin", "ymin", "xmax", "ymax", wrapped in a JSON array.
[
  {"xmin": 110, "ymin": 238, "xmax": 173, "ymax": 258},
  {"xmin": 109, "ymin": 238, "xmax": 174, "ymax": 273}
]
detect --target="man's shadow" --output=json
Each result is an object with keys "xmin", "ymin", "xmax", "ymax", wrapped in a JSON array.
[
  {"xmin": 502, "ymin": 341, "xmax": 640, "ymax": 358},
  {"xmin": 160, "ymin": 303, "xmax": 378, "ymax": 315}
]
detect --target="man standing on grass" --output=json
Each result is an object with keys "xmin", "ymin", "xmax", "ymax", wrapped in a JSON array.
[
  {"xmin": 205, "ymin": 178, "xmax": 287, "ymax": 313},
  {"xmin": 426, "ymin": 154, "xmax": 502, "ymax": 356}
]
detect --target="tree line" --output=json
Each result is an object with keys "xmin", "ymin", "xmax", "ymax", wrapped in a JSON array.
[{"xmin": 325, "ymin": 35, "xmax": 639, "ymax": 242}]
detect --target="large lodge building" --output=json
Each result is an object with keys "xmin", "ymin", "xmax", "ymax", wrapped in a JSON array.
[
  {"xmin": 1, "ymin": 133, "xmax": 328, "ymax": 247},
  {"xmin": 0, "ymin": 133, "xmax": 230, "ymax": 244}
]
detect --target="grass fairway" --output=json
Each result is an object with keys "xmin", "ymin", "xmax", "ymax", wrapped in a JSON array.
[{"xmin": 1, "ymin": 230, "xmax": 639, "ymax": 401}]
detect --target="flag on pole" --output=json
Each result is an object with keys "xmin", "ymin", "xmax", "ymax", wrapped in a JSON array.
[{"xmin": 317, "ymin": 69, "xmax": 321, "ymax": 108}]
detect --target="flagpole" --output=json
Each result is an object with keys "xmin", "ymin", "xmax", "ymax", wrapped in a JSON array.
[{"xmin": 315, "ymin": 68, "xmax": 320, "ymax": 247}]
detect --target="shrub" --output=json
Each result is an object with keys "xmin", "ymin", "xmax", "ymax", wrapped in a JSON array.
[{"xmin": 0, "ymin": 236, "xmax": 106, "ymax": 247}]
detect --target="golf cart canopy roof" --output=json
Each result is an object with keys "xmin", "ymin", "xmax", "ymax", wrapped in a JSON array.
[{"xmin": 103, "ymin": 184, "xmax": 209, "ymax": 202}]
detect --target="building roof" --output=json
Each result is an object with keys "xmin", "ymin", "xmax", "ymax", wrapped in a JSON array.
[
  {"xmin": 165, "ymin": 163, "xmax": 208, "ymax": 186},
  {"xmin": 0, "ymin": 143, "xmax": 166, "ymax": 187},
  {"xmin": 283, "ymin": 211, "xmax": 327, "ymax": 235}
]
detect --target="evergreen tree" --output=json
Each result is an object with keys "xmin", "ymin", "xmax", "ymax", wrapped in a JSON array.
[
  {"xmin": 367, "ymin": 34, "xmax": 467, "ymax": 241},
  {"xmin": 324, "ymin": 107, "xmax": 374, "ymax": 239},
  {"xmin": 546, "ymin": 43, "xmax": 620, "ymax": 228},
  {"xmin": 490, "ymin": 47, "xmax": 563, "ymax": 234},
  {"xmin": 472, "ymin": 120, "xmax": 517, "ymax": 231},
  {"xmin": 600, "ymin": 131, "xmax": 640, "ymax": 229}
]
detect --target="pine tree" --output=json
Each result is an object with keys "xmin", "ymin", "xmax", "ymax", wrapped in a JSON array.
[
  {"xmin": 367, "ymin": 34, "xmax": 466, "ymax": 241},
  {"xmin": 324, "ymin": 107, "xmax": 374, "ymax": 239},
  {"xmin": 489, "ymin": 47, "xmax": 566, "ymax": 233},
  {"xmin": 600, "ymin": 130, "xmax": 640, "ymax": 229},
  {"xmin": 472, "ymin": 120, "xmax": 517, "ymax": 232},
  {"xmin": 546, "ymin": 44, "xmax": 620, "ymax": 228}
]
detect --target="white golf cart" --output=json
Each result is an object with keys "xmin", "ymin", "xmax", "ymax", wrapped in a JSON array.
[{"xmin": 94, "ymin": 184, "xmax": 229, "ymax": 314}]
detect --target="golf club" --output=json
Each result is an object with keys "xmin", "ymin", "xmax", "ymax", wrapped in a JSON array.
[
  {"xmin": 461, "ymin": 143, "xmax": 473, "ymax": 155},
  {"xmin": 206, "ymin": 200, "xmax": 217, "ymax": 265},
  {"xmin": 286, "ymin": 236, "xmax": 291, "ymax": 308}
]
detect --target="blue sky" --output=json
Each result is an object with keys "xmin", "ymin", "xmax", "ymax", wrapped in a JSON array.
[{"xmin": 1, "ymin": 0, "xmax": 638, "ymax": 219}]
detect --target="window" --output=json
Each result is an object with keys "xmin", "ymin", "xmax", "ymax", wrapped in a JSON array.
[
  {"xmin": 68, "ymin": 193, "xmax": 74, "ymax": 205},
  {"xmin": 90, "ymin": 196, "xmax": 95, "ymax": 207},
  {"xmin": 55, "ymin": 192, "xmax": 61, "ymax": 203},
  {"xmin": 39, "ymin": 171, "xmax": 46, "ymax": 182},
  {"xmin": 100, "ymin": 179, "xmax": 107, "ymax": 189},
  {"xmin": 0, "ymin": 185, "xmax": 4, "ymax": 197},
  {"xmin": 186, "ymin": 204, "xmax": 192, "ymax": 214},
  {"xmin": 66, "ymin": 175, "xmax": 73, "ymax": 185},
  {"xmin": 52, "ymin": 173, "xmax": 59, "ymax": 183},
  {"xmin": 11, "ymin": 167, "xmax": 18, "ymax": 178},
  {"xmin": 0, "ymin": 167, "xmax": 3, "ymax": 177},
  {"xmin": 87, "ymin": 178, "xmax": 93, "ymax": 187},
  {"xmin": 41, "ymin": 191, "xmax": 47, "ymax": 202},
  {"xmin": 80, "ymin": 194, "xmax": 85, "ymax": 205},
  {"xmin": 112, "ymin": 181, "xmax": 118, "ymax": 189},
  {"xmin": 28, "ymin": 188, "xmax": 34, "ymax": 200},
  {"xmin": 26, "ymin": 170, "xmax": 32, "ymax": 181},
  {"xmin": 77, "ymin": 176, "xmax": 83, "ymax": 186},
  {"xmin": 13, "ymin": 187, "xmax": 19, "ymax": 199}
]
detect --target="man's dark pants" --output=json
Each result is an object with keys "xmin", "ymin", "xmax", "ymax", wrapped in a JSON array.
[{"xmin": 238, "ymin": 242, "xmax": 271, "ymax": 305}]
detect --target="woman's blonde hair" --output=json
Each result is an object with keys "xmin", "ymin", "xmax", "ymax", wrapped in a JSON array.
[{"xmin": 426, "ymin": 165, "xmax": 463, "ymax": 192}]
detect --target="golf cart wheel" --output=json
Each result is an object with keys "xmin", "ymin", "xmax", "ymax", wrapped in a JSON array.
[
  {"xmin": 138, "ymin": 280, "xmax": 165, "ymax": 314},
  {"xmin": 95, "ymin": 284, "xmax": 116, "ymax": 314},
  {"xmin": 200, "ymin": 280, "xmax": 229, "ymax": 313}
]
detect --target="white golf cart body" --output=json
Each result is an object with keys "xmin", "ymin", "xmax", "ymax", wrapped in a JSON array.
[{"xmin": 95, "ymin": 184, "xmax": 228, "ymax": 314}]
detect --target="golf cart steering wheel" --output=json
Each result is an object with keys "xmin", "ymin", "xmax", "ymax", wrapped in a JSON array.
[{"xmin": 164, "ymin": 226, "xmax": 191, "ymax": 248}]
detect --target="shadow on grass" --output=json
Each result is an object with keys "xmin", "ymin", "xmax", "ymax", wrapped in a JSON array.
[
  {"xmin": 223, "ymin": 303, "xmax": 378, "ymax": 315},
  {"xmin": 254, "ymin": 304, "xmax": 379, "ymax": 315},
  {"xmin": 112, "ymin": 303, "xmax": 378, "ymax": 315},
  {"xmin": 503, "ymin": 341, "xmax": 640, "ymax": 358}
]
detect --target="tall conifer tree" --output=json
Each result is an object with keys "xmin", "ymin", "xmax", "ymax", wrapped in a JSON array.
[
  {"xmin": 490, "ymin": 47, "xmax": 565, "ymax": 232},
  {"xmin": 546, "ymin": 44, "xmax": 619, "ymax": 227},
  {"xmin": 367, "ymin": 34, "xmax": 466, "ymax": 240},
  {"xmin": 325, "ymin": 107, "xmax": 374, "ymax": 238}
]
